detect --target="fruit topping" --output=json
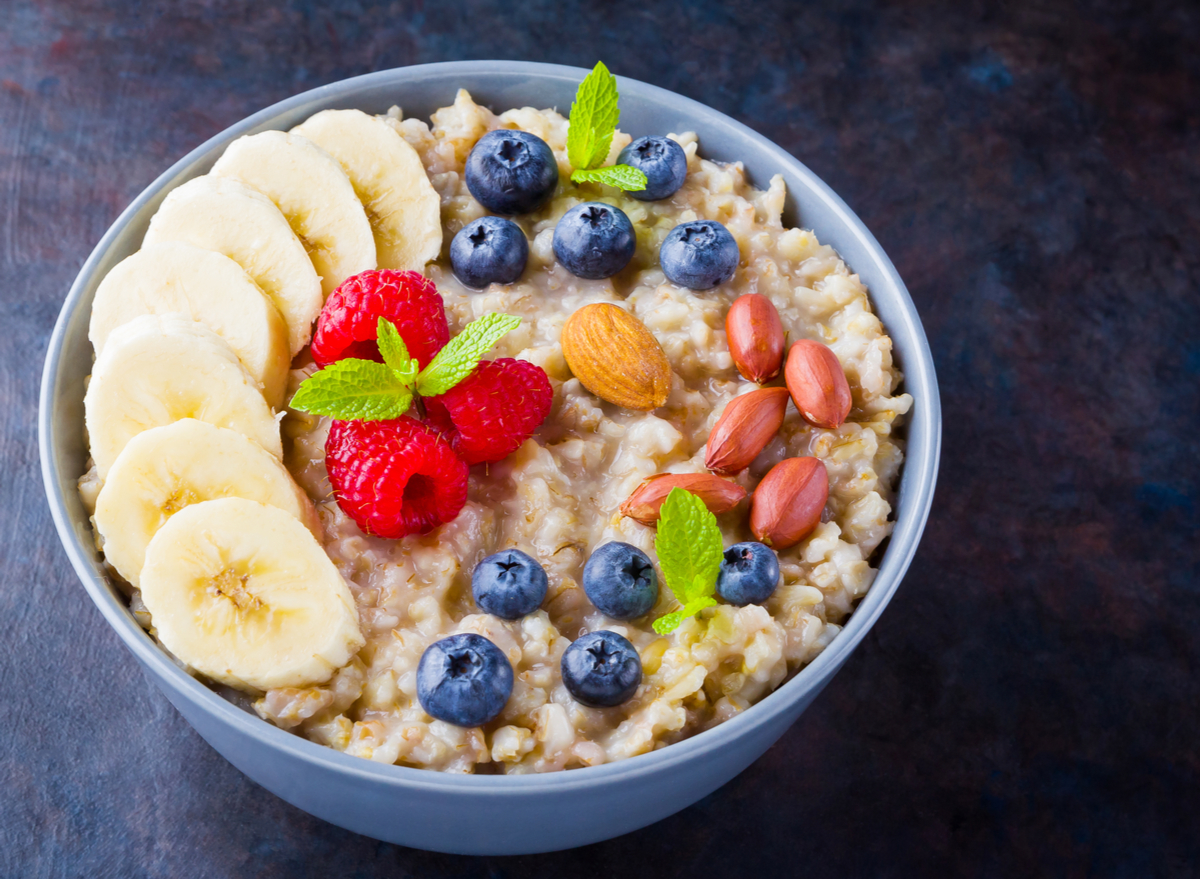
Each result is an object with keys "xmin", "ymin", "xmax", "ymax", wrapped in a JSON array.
[
  {"xmin": 89, "ymin": 241, "xmax": 292, "ymax": 409},
  {"xmin": 311, "ymin": 269, "xmax": 448, "ymax": 369},
  {"xmin": 450, "ymin": 216, "xmax": 530, "ymax": 289},
  {"xmin": 660, "ymin": 219, "xmax": 739, "ymax": 290},
  {"xmin": 324, "ymin": 416, "xmax": 469, "ymax": 539},
  {"xmin": 749, "ymin": 457, "xmax": 829, "ymax": 549},
  {"xmin": 617, "ymin": 136, "xmax": 688, "ymax": 201},
  {"xmin": 94, "ymin": 419, "xmax": 315, "ymax": 589},
  {"xmin": 725, "ymin": 293, "xmax": 785, "ymax": 383},
  {"xmin": 620, "ymin": 473, "xmax": 746, "ymax": 526},
  {"xmin": 716, "ymin": 541, "xmax": 781, "ymax": 606},
  {"xmin": 211, "ymin": 130, "xmax": 377, "ymax": 297},
  {"xmin": 465, "ymin": 129, "xmax": 559, "ymax": 215},
  {"xmin": 291, "ymin": 108, "xmax": 443, "ymax": 272},
  {"xmin": 784, "ymin": 339, "xmax": 853, "ymax": 428},
  {"xmin": 84, "ymin": 313, "xmax": 282, "ymax": 480},
  {"xmin": 417, "ymin": 633, "xmax": 513, "ymax": 727},
  {"xmin": 583, "ymin": 542, "xmax": 659, "ymax": 620},
  {"xmin": 553, "ymin": 202, "xmax": 636, "ymax": 280},
  {"xmin": 560, "ymin": 302, "xmax": 671, "ymax": 410},
  {"xmin": 143, "ymin": 175, "xmax": 322, "ymax": 356},
  {"xmin": 704, "ymin": 387, "xmax": 791, "ymax": 475},
  {"xmin": 561, "ymin": 631, "xmax": 643, "ymax": 708},
  {"xmin": 471, "ymin": 549, "xmax": 548, "ymax": 620},
  {"xmin": 138, "ymin": 497, "xmax": 364, "ymax": 693},
  {"xmin": 650, "ymin": 488, "xmax": 722, "ymax": 634},
  {"xmin": 424, "ymin": 358, "xmax": 553, "ymax": 465}
]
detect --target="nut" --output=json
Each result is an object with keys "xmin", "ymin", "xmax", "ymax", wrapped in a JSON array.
[
  {"xmin": 749, "ymin": 457, "xmax": 828, "ymax": 549},
  {"xmin": 784, "ymin": 339, "xmax": 852, "ymax": 428},
  {"xmin": 726, "ymin": 294, "xmax": 784, "ymax": 383},
  {"xmin": 561, "ymin": 303, "xmax": 672, "ymax": 410},
  {"xmin": 620, "ymin": 473, "xmax": 747, "ymax": 526},
  {"xmin": 705, "ymin": 387, "xmax": 790, "ymax": 475}
]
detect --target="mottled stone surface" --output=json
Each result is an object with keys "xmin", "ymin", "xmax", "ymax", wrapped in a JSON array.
[{"xmin": 3, "ymin": 0, "xmax": 1198, "ymax": 875}]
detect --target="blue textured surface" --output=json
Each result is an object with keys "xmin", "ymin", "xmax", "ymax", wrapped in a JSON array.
[{"xmin": 3, "ymin": 0, "xmax": 1198, "ymax": 875}]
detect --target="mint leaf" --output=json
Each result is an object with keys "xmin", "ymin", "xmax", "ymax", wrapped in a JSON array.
[
  {"xmin": 570, "ymin": 164, "xmax": 649, "ymax": 192},
  {"xmin": 653, "ymin": 596, "xmax": 719, "ymax": 635},
  {"xmin": 567, "ymin": 61, "xmax": 620, "ymax": 172},
  {"xmin": 416, "ymin": 313, "xmax": 521, "ymax": 397},
  {"xmin": 652, "ymin": 488, "xmax": 724, "ymax": 634},
  {"xmin": 290, "ymin": 359, "xmax": 414, "ymax": 421},
  {"xmin": 376, "ymin": 317, "xmax": 419, "ymax": 385}
]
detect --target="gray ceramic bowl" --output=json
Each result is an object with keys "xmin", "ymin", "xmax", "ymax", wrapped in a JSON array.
[{"xmin": 39, "ymin": 61, "xmax": 940, "ymax": 855}]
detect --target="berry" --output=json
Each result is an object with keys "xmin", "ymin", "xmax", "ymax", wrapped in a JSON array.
[
  {"xmin": 325, "ymin": 416, "xmax": 468, "ymax": 539},
  {"xmin": 617, "ymin": 136, "xmax": 688, "ymax": 201},
  {"xmin": 716, "ymin": 541, "xmax": 780, "ymax": 606},
  {"xmin": 450, "ymin": 216, "xmax": 529, "ymax": 289},
  {"xmin": 424, "ymin": 358, "xmax": 552, "ymax": 465},
  {"xmin": 472, "ymin": 549, "xmax": 548, "ymax": 620},
  {"xmin": 659, "ymin": 220, "xmax": 739, "ymax": 290},
  {"xmin": 582, "ymin": 542, "xmax": 658, "ymax": 620},
  {"xmin": 417, "ymin": 633, "xmax": 513, "ymax": 727},
  {"xmin": 552, "ymin": 202, "xmax": 636, "ymax": 280},
  {"xmin": 561, "ymin": 631, "xmax": 642, "ymax": 708},
  {"xmin": 465, "ymin": 130, "xmax": 559, "ymax": 215},
  {"xmin": 311, "ymin": 270, "xmax": 448, "ymax": 369}
]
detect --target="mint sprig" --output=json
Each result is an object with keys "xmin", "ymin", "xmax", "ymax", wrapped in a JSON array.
[
  {"xmin": 416, "ymin": 313, "xmax": 521, "ymax": 397},
  {"xmin": 651, "ymin": 488, "xmax": 723, "ymax": 635},
  {"xmin": 289, "ymin": 313, "xmax": 520, "ymax": 421},
  {"xmin": 567, "ymin": 62, "xmax": 649, "ymax": 193}
]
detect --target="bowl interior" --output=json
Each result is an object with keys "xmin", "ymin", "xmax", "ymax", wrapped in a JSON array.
[{"xmin": 40, "ymin": 61, "xmax": 941, "ymax": 789}]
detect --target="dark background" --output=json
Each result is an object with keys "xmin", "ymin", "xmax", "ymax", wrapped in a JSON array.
[{"xmin": 3, "ymin": 1, "xmax": 1198, "ymax": 876}]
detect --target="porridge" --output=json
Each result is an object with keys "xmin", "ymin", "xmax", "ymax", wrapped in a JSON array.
[{"xmin": 79, "ymin": 67, "xmax": 912, "ymax": 775}]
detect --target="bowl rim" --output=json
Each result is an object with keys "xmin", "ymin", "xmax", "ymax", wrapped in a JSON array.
[{"xmin": 39, "ymin": 60, "xmax": 941, "ymax": 792}]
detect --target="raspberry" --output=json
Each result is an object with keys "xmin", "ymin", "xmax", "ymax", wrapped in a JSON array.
[
  {"xmin": 424, "ymin": 359, "xmax": 553, "ymax": 465},
  {"xmin": 325, "ymin": 416, "xmax": 468, "ymax": 539},
  {"xmin": 311, "ymin": 270, "xmax": 449, "ymax": 369}
]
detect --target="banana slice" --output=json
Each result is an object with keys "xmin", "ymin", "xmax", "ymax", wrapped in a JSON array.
[
  {"xmin": 143, "ymin": 175, "xmax": 322, "ymax": 355},
  {"xmin": 291, "ymin": 109, "xmax": 442, "ymax": 271},
  {"xmin": 210, "ymin": 130, "xmax": 376, "ymax": 297},
  {"xmin": 89, "ymin": 242, "xmax": 291, "ymax": 408},
  {"xmin": 94, "ymin": 419, "xmax": 318, "ymax": 588},
  {"xmin": 140, "ymin": 497, "xmax": 364, "ymax": 692},
  {"xmin": 84, "ymin": 313, "xmax": 282, "ymax": 480}
]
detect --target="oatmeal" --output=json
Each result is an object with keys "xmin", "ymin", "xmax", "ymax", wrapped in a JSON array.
[{"xmin": 257, "ymin": 90, "xmax": 912, "ymax": 773}]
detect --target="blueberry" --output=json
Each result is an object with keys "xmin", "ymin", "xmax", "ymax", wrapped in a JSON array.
[
  {"xmin": 716, "ymin": 541, "xmax": 780, "ymax": 606},
  {"xmin": 659, "ymin": 220, "xmax": 739, "ymax": 290},
  {"xmin": 472, "ymin": 548, "xmax": 548, "ymax": 619},
  {"xmin": 582, "ymin": 542, "xmax": 658, "ymax": 620},
  {"xmin": 552, "ymin": 202, "xmax": 636, "ymax": 280},
  {"xmin": 465, "ymin": 130, "xmax": 559, "ymax": 215},
  {"xmin": 561, "ymin": 630, "xmax": 643, "ymax": 708},
  {"xmin": 450, "ymin": 216, "xmax": 529, "ymax": 289},
  {"xmin": 416, "ymin": 633, "xmax": 513, "ymax": 727},
  {"xmin": 617, "ymin": 136, "xmax": 688, "ymax": 201}
]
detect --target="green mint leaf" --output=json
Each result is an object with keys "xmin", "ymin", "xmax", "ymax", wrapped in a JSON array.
[
  {"xmin": 652, "ymin": 488, "xmax": 724, "ymax": 632},
  {"xmin": 567, "ymin": 61, "xmax": 620, "ymax": 171},
  {"xmin": 570, "ymin": 164, "xmax": 650, "ymax": 192},
  {"xmin": 416, "ymin": 313, "xmax": 521, "ymax": 397},
  {"xmin": 376, "ymin": 317, "xmax": 419, "ymax": 385},
  {"xmin": 652, "ymin": 596, "xmax": 718, "ymax": 635},
  {"xmin": 289, "ymin": 359, "xmax": 413, "ymax": 421}
]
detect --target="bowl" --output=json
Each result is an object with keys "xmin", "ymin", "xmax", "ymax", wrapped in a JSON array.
[{"xmin": 39, "ymin": 61, "xmax": 941, "ymax": 855}]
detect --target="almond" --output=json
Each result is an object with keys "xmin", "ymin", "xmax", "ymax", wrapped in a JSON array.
[
  {"xmin": 561, "ymin": 303, "xmax": 671, "ymax": 410},
  {"xmin": 704, "ymin": 387, "xmax": 790, "ymax": 475},
  {"xmin": 726, "ymin": 294, "xmax": 784, "ymax": 383},
  {"xmin": 620, "ymin": 473, "xmax": 747, "ymax": 526},
  {"xmin": 750, "ymin": 457, "xmax": 829, "ymax": 549},
  {"xmin": 784, "ymin": 339, "xmax": 852, "ymax": 428}
]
